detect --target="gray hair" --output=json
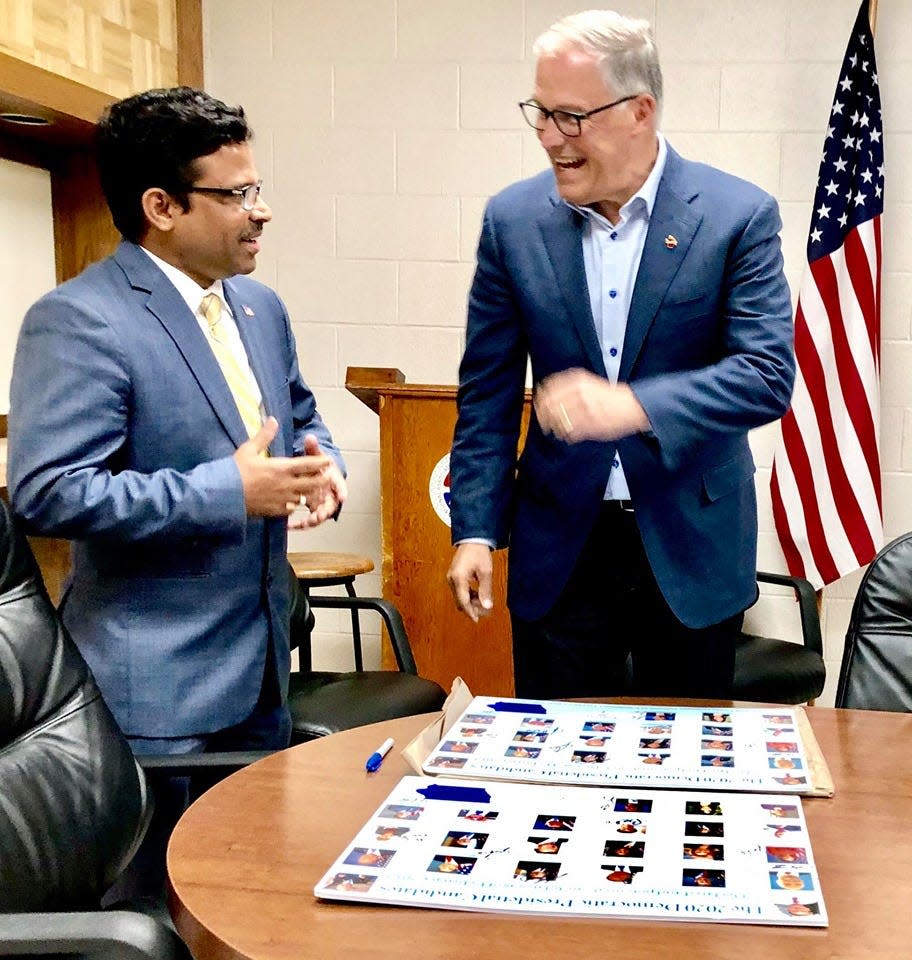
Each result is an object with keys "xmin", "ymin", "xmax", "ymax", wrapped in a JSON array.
[{"xmin": 533, "ymin": 9, "xmax": 663, "ymax": 114}]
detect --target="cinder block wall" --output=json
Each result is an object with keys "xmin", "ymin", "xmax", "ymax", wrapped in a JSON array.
[{"xmin": 204, "ymin": 1, "xmax": 912, "ymax": 705}]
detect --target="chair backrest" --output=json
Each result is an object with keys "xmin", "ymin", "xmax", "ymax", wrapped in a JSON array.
[
  {"xmin": 0, "ymin": 499, "xmax": 149, "ymax": 910},
  {"xmin": 286, "ymin": 564, "xmax": 419, "ymax": 675},
  {"xmin": 836, "ymin": 531, "xmax": 912, "ymax": 711}
]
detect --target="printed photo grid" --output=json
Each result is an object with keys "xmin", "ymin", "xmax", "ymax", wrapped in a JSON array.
[
  {"xmin": 421, "ymin": 697, "xmax": 813, "ymax": 793},
  {"xmin": 315, "ymin": 776, "xmax": 827, "ymax": 927}
]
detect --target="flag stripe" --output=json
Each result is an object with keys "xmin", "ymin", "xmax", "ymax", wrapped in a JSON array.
[
  {"xmin": 793, "ymin": 284, "xmax": 872, "ymax": 564},
  {"xmin": 775, "ymin": 413, "xmax": 840, "ymax": 584},
  {"xmin": 874, "ymin": 217, "xmax": 882, "ymax": 367},
  {"xmin": 845, "ymin": 224, "xmax": 878, "ymax": 363},
  {"xmin": 839, "ymin": 232, "xmax": 882, "ymax": 502},
  {"xmin": 814, "ymin": 247, "xmax": 880, "ymax": 501},
  {"xmin": 770, "ymin": 462, "xmax": 813, "ymax": 581}
]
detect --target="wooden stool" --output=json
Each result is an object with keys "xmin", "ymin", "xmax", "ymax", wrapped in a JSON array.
[{"xmin": 287, "ymin": 552, "xmax": 375, "ymax": 670}]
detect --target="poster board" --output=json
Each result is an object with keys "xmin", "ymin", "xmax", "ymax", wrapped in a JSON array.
[
  {"xmin": 315, "ymin": 775, "xmax": 827, "ymax": 927},
  {"xmin": 413, "ymin": 695, "xmax": 833, "ymax": 796}
]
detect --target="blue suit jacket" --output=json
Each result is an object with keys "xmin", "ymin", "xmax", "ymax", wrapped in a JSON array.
[
  {"xmin": 450, "ymin": 146, "xmax": 795, "ymax": 627},
  {"xmin": 8, "ymin": 241, "xmax": 343, "ymax": 737}
]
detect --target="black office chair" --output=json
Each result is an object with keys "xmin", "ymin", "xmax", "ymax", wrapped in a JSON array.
[
  {"xmin": 733, "ymin": 571, "xmax": 826, "ymax": 704},
  {"xmin": 0, "ymin": 497, "xmax": 189, "ymax": 958},
  {"xmin": 836, "ymin": 531, "xmax": 912, "ymax": 711},
  {"xmin": 0, "ymin": 498, "xmax": 271, "ymax": 958},
  {"xmin": 286, "ymin": 567, "xmax": 446, "ymax": 743}
]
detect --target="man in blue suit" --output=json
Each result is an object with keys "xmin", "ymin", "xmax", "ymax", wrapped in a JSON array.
[
  {"xmin": 447, "ymin": 11, "xmax": 794, "ymax": 700},
  {"xmin": 8, "ymin": 87, "xmax": 346, "ymax": 900}
]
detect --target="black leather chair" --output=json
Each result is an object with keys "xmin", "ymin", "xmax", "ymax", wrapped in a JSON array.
[
  {"xmin": 286, "ymin": 567, "xmax": 446, "ymax": 743},
  {"xmin": 733, "ymin": 571, "xmax": 826, "ymax": 704},
  {"xmin": 0, "ymin": 498, "xmax": 189, "ymax": 958},
  {"xmin": 836, "ymin": 531, "xmax": 912, "ymax": 711}
]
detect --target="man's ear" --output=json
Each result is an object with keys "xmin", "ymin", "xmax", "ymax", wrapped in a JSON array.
[
  {"xmin": 632, "ymin": 93, "xmax": 656, "ymax": 125},
  {"xmin": 141, "ymin": 187, "xmax": 178, "ymax": 233}
]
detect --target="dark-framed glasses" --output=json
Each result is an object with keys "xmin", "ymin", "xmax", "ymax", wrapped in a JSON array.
[
  {"xmin": 518, "ymin": 96, "xmax": 639, "ymax": 137},
  {"xmin": 187, "ymin": 180, "xmax": 263, "ymax": 210}
]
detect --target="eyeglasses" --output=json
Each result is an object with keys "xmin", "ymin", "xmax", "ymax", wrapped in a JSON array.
[
  {"xmin": 518, "ymin": 96, "xmax": 639, "ymax": 137},
  {"xmin": 187, "ymin": 180, "xmax": 263, "ymax": 211}
]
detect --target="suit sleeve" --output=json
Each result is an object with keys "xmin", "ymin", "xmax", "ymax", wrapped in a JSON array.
[
  {"xmin": 8, "ymin": 291, "xmax": 247, "ymax": 544},
  {"xmin": 449, "ymin": 201, "xmax": 528, "ymax": 547},
  {"xmin": 630, "ymin": 193, "xmax": 795, "ymax": 472}
]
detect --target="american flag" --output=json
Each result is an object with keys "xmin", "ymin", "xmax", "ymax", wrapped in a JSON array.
[{"xmin": 771, "ymin": 0, "xmax": 884, "ymax": 589}]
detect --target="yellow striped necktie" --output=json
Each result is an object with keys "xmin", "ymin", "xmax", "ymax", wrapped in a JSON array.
[{"xmin": 199, "ymin": 292, "xmax": 263, "ymax": 440}]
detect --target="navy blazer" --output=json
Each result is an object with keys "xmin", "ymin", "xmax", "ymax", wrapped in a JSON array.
[
  {"xmin": 451, "ymin": 146, "xmax": 795, "ymax": 627},
  {"xmin": 8, "ymin": 241, "xmax": 343, "ymax": 737}
]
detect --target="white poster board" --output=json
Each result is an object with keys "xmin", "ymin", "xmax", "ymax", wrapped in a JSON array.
[
  {"xmin": 316, "ymin": 775, "xmax": 827, "ymax": 927},
  {"xmin": 419, "ymin": 696, "xmax": 818, "ymax": 794}
]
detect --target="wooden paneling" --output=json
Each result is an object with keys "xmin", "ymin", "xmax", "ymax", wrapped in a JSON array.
[
  {"xmin": 176, "ymin": 0, "xmax": 202, "ymax": 87},
  {"xmin": 0, "ymin": 50, "xmax": 109, "ymax": 138},
  {"xmin": 51, "ymin": 146, "xmax": 118, "ymax": 282},
  {"xmin": 0, "ymin": 0, "xmax": 180, "ymax": 100}
]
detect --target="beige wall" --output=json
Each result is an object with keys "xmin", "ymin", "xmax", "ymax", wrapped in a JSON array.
[
  {"xmin": 0, "ymin": 0, "xmax": 178, "ymax": 98},
  {"xmin": 204, "ymin": 0, "xmax": 912, "ymax": 705},
  {"xmin": 0, "ymin": 157, "xmax": 56, "ymax": 413}
]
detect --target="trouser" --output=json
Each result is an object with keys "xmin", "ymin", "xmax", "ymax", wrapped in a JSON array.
[
  {"xmin": 511, "ymin": 502, "xmax": 741, "ymax": 700},
  {"xmin": 102, "ymin": 682, "xmax": 291, "ymax": 912}
]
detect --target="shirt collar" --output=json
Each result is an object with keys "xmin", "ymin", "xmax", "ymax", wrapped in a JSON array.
[
  {"xmin": 139, "ymin": 246, "xmax": 226, "ymax": 315},
  {"xmin": 566, "ymin": 132, "xmax": 668, "ymax": 225}
]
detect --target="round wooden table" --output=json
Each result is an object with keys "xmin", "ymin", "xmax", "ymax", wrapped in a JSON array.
[{"xmin": 168, "ymin": 707, "xmax": 912, "ymax": 959}]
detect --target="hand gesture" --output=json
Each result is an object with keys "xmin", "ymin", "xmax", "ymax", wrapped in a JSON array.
[
  {"xmin": 289, "ymin": 434, "xmax": 349, "ymax": 529},
  {"xmin": 234, "ymin": 418, "xmax": 334, "ymax": 518},
  {"xmin": 447, "ymin": 542, "xmax": 494, "ymax": 622}
]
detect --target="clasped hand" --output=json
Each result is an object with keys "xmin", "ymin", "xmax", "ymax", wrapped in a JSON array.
[
  {"xmin": 234, "ymin": 418, "xmax": 348, "ymax": 528},
  {"xmin": 534, "ymin": 368, "xmax": 650, "ymax": 442}
]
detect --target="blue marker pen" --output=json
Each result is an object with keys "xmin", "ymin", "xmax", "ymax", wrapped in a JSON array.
[{"xmin": 365, "ymin": 737, "xmax": 395, "ymax": 773}]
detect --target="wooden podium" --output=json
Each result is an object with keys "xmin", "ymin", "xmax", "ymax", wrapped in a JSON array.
[{"xmin": 347, "ymin": 367, "xmax": 528, "ymax": 697}]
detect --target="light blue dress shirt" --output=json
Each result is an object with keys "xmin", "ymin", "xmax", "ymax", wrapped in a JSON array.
[{"xmin": 567, "ymin": 133, "xmax": 668, "ymax": 500}]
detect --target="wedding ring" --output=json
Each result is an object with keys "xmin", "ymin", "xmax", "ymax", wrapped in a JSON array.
[
  {"xmin": 558, "ymin": 402, "xmax": 573, "ymax": 433},
  {"xmin": 299, "ymin": 494, "xmax": 307, "ymax": 507}
]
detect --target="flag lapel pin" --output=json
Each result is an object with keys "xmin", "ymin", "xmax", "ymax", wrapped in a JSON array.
[{"xmin": 664, "ymin": 234, "xmax": 678, "ymax": 250}]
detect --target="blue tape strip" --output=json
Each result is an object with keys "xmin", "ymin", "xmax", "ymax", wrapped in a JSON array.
[
  {"xmin": 417, "ymin": 784, "xmax": 492, "ymax": 803},
  {"xmin": 486, "ymin": 700, "xmax": 547, "ymax": 714}
]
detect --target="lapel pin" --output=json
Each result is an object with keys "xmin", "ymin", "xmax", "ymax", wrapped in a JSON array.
[
  {"xmin": 242, "ymin": 304, "xmax": 255, "ymax": 316},
  {"xmin": 664, "ymin": 234, "xmax": 678, "ymax": 249}
]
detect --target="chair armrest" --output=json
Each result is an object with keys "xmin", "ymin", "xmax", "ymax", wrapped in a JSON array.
[
  {"xmin": 756, "ymin": 571, "xmax": 823, "ymax": 657},
  {"xmin": 308, "ymin": 595, "xmax": 418, "ymax": 674},
  {"xmin": 137, "ymin": 751, "xmax": 276, "ymax": 779},
  {"xmin": 0, "ymin": 909, "xmax": 190, "ymax": 959}
]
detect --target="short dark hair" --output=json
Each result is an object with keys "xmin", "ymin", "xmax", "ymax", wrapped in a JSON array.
[{"xmin": 95, "ymin": 86, "xmax": 252, "ymax": 242}]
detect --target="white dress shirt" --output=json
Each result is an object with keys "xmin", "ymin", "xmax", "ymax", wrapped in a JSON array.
[{"xmin": 139, "ymin": 247, "xmax": 264, "ymax": 412}]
